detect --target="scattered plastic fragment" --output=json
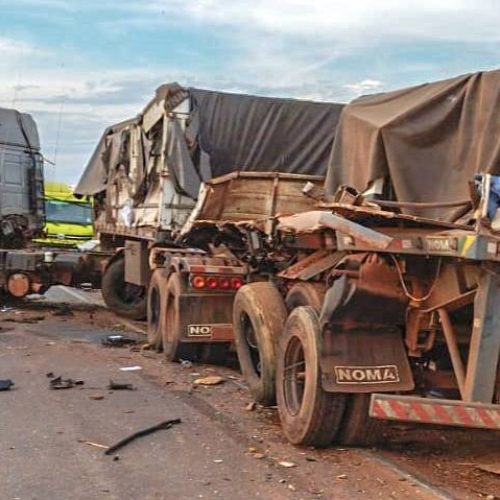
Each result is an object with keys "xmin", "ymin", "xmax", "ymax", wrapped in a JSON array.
[
  {"xmin": 0, "ymin": 379, "xmax": 14, "ymax": 391},
  {"xmin": 119, "ymin": 366, "xmax": 142, "ymax": 372},
  {"xmin": 48, "ymin": 375, "xmax": 84, "ymax": 390},
  {"xmin": 101, "ymin": 335, "xmax": 138, "ymax": 348},
  {"xmin": 279, "ymin": 461, "xmax": 296, "ymax": 468}
]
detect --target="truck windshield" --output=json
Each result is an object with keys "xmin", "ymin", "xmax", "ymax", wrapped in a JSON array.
[{"xmin": 45, "ymin": 200, "xmax": 92, "ymax": 224}]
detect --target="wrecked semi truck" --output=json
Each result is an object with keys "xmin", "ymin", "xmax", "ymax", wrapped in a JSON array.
[
  {"xmin": 74, "ymin": 84, "xmax": 343, "ymax": 359},
  {"xmin": 229, "ymin": 69, "xmax": 500, "ymax": 446},
  {"xmin": 0, "ymin": 108, "xmax": 98, "ymax": 298}
]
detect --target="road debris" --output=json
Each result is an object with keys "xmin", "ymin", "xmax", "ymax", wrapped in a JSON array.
[
  {"xmin": 48, "ymin": 375, "xmax": 85, "ymax": 390},
  {"xmin": 101, "ymin": 334, "xmax": 138, "ymax": 348},
  {"xmin": 245, "ymin": 402, "xmax": 256, "ymax": 411},
  {"xmin": 89, "ymin": 395, "xmax": 105, "ymax": 400},
  {"xmin": 104, "ymin": 418, "xmax": 182, "ymax": 455},
  {"xmin": 193, "ymin": 376, "xmax": 225, "ymax": 386},
  {"xmin": 0, "ymin": 379, "xmax": 14, "ymax": 391},
  {"xmin": 119, "ymin": 366, "xmax": 142, "ymax": 372},
  {"xmin": 3, "ymin": 315, "xmax": 45, "ymax": 324},
  {"xmin": 278, "ymin": 461, "xmax": 296, "ymax": 468},
  {"xmin": 108, "ymin": 380, "xmax": 135, "ymax": 391},
  {"xmin": 78, "ymin": 439, "xmax": 109, "ymax": 450},
  {"xmin": 52, "ymin": 305, "xmax": 74, "ymax": 317},
  {"xmin": 476, "ymin": 464, "xmax": 500, "ymax": 476},
  {"xmin": 179, "ymin": 359, "xmax": 193, "ymax": 368}
]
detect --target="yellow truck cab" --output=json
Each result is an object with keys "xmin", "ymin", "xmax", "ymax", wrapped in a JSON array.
[{"xmin": 38, "ymin": 182, "xmax": 93, "ymax": 246}]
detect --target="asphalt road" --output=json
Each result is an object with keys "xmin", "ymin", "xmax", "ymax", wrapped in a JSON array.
[
  {"xmin": 1, "ymin": 307, "xmax": 497, "ymax": 500},
  {"xmin": 0, "ymin": 323, "xmax": 291, "ymax": 500}
]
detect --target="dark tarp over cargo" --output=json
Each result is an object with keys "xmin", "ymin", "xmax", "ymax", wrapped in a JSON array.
[
  {"xmin": 325, "ymin": 69, "xmax": 500, "ymax": 220},
  {"xmin": 74, "ymin": 84, "xmax": 344, "ymax": 198},
  {"xmin": 0, "ymin": 107, "xmax": 40, "ymax": 150}
]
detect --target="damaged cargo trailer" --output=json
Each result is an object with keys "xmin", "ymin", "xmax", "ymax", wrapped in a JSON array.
[
  {"xmin": 74, "ymin": 84, "xmax": 344, "ymax": 344},
  {"xmin": 0, "ymin": 108, "xmax": 101, "ymax": 298},
  {"xmin": 230, "ymin": 69, "xmax": 500, "ymax": 446}
]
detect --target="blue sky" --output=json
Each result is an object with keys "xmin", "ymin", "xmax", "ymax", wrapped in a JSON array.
[{"xmin": 0, "ymin": 0, "xmax": 499, "ymax": 184}]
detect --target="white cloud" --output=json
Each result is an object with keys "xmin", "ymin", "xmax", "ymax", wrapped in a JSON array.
[
  {"xmin": 345, "ymin": 79, "xmax": 384, "ymax": 96},
  {"xmin": 138, "ymin": 0, "xmax": 500, "ymax": 43},
  {"xmin": 0, "ymin": 37, "xmax": 48, "ymax": 58}
]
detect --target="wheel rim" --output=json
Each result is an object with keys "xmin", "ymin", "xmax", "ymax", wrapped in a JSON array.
[
  {"xmin": 283, "ymin": 334, "xmax": 306, "ymax": 416},
  {"xmin": 241, "ymin": 312, "xmax": 261, "ymax": 375}
]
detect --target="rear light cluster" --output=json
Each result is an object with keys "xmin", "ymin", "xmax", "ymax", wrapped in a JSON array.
[{"xmin": 190, "ymin": 275, "xmax": 243, "ymax": 290}]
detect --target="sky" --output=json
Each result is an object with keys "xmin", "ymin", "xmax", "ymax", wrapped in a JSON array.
[{"xmin": 0, "ymin": 0, "xmax": 499, "ymax": 185}]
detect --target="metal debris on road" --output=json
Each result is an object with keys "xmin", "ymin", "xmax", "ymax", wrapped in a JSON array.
[
  {"xmin": 48, "ymin": 375, "xmax": 85, "ymax": 390},
  {"xmin": 104, "ymin": 418, "xmax": 182, "ymax": 456},
  {"xmin": 193, "ymin": 376, "xmax": 225, "ymax": 386},
  {"xmin": 101, "ymin": 334, "xmax": 138, "ymax": 348},
  {"xmin": 119, "ymin": 366, "xmax": 142, "ymax": 372},
  {"xmin": 0, "ymin": 379, "xmax": 14, "ymax": 391},
  {"xmin": 108, "ymin": 380, "xmax": 135, "ymax": 391}
]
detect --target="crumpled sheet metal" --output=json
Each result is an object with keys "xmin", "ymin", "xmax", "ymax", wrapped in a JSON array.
[{"xmin": 277, "ymin": 210, "xmax": 393, "ymax": 249}]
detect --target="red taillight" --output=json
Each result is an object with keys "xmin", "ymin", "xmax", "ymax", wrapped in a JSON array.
[
  {"xmin": 231, "ymin": 277, "xmax": 243, "ymax": 289},
  {"xmin": 206, "ymin": 277, "xmax": 218, "ymax": 289},
  {"xmin": 191, "ymin": 275, "xmax": 206, "ymax": 289},
  {"xmin": 219, "ymin": 278, "xmax": 230, "ymax": 289}
]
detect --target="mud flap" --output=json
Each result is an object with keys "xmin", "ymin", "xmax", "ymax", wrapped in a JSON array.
[
  {"xmin": 178, "ymin": 293, "xmax": 235, "ymax": 342},
  {"xmin": 320, "ymin": 329, "xmax": 414, "ymax": 393},
  {"xmin": 318, "ymin": 254, "xmax": 414, "ymax": 393}
]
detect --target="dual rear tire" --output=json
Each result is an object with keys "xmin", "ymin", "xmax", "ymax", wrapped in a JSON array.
[
  {"xmin": 233, "ymin": 281, "xmax": 383, "ymax": 447},
  {"xmin": 147, "ymin": 271, "xmax": 229, "ymax": 363},
  {"xmin": 276, "ymin": 306, "xmax": 384, "ymax": 447}
]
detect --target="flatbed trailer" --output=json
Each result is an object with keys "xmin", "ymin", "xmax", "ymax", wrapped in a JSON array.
[{"xmin": 230, "ymin": 174, "xmax": 500, "ymax": 446}]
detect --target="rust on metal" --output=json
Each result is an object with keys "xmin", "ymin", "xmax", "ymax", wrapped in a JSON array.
[
  {"xmin": 277, "ymin": 250, "xmax": 343, "ymax": 280},
  {"xmin": 278, "ymin": 211, "xmax": 393, "ymax": 249}
]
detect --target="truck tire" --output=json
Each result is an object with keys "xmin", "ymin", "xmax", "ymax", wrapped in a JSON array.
[
  {"xmin": 285, "ymin": 283, "xmax": 325, "ymax": 313},
  {"xmin": 337, "ymin": 393, "xmax": 385, "ymax": 447},
  {"xmin": 276, "ymin": 306, "xmax": 346, "ymax": 447},
  {"xmin": 147, "ymin": 269, "xmax": 168, "ymax": 351},
  {"xmin": 233, "ymin": 282, "xmax": 288, "ymax": 406},
  {"xmin": 101, "ymin": 257, "xmax": 147, "ymax": 320},
  {"xmin": 163, "ymin": 272, "xmax": 199, "ymax": 362}
]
